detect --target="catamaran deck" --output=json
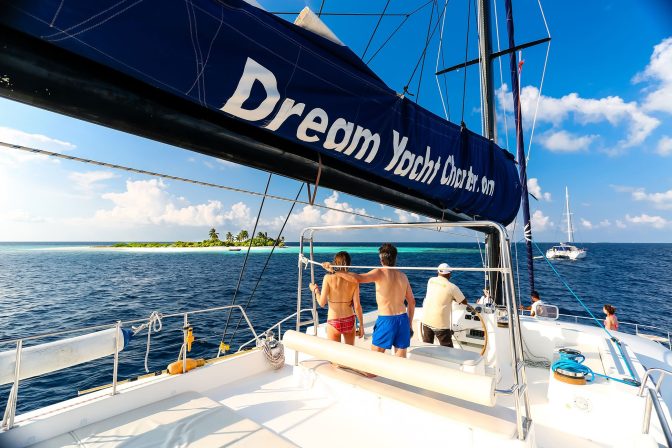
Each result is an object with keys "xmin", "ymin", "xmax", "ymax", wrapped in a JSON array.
[{"xmin": 3, "ymin": 310, "xmax": 670, "ymax": 448}]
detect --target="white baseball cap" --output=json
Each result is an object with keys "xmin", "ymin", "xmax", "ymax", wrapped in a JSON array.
[{"xmin": 437, "ymin": 263, "xmax": 452, "ymax": 274}]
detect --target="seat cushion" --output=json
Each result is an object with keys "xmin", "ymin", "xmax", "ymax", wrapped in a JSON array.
[
  {"xmin": 29, "ymin": 391, "xmax": 297, "ymax": 448},
  {"xmin": 409, "ymin": 345, "xmax": 483, "ymax": 366}
]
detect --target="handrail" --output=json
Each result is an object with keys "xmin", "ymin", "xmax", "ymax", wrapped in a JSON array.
[
  {"xmin": 0, "ymin": 304, "xmax": 260, "ymax": 431},
  {"xmin": 0, "ymin": 304, "xmax": 259, "ymax": 346},
  {"xmin": 519, "ymin": 310, "xmax": 672, "ymax": 349},
  {"xmin": 237, "ymin": 308, "xmax": 315, "ymax": 352},
  {"xmin": 639, "ymin": 367, "xmax": 672, "ymax": 446}
]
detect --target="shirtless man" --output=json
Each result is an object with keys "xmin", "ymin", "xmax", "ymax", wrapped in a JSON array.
[{"xmin": 322, "ymin": 243, "xmax": 415, "ymax": 358}]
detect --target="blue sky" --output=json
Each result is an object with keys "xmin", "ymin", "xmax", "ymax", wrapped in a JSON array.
[{"xmin": 1, "ymin": 0, "xmax": 671, "ymax": 242}]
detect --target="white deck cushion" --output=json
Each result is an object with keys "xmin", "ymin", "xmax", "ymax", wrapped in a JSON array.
[
  {"xmin": 284, "ymin": 330, "xmax": 496, "ymax": 406},
  {"xmin": 409, "ymin": 345, "xmax": 483, "ymax": 366},
  {"xmin": 29, "ymin": 391, "xmax": 297, "ymax": 448}
]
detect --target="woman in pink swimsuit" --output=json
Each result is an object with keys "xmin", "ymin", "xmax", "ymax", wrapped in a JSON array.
[
  {"xmin": 603, "ymin": 304, "xmax": 619, "ymax": 331},
  {"xmin": 310, "ymin": 251, "xmax": 364, "ymax": 345}
]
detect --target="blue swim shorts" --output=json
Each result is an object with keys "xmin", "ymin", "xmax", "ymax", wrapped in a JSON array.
[{"xmin": 372, "ymin": 313, "xmax": 411, "ymax": 350}]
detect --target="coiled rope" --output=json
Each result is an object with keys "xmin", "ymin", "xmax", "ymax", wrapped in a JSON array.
[
  {"xmin": 132, "ymin": 311, "xmax": 163, "ymax": 373},
  {"xmin": 551, "ymin": 350, "xmax": 638, "ymax": 386},
  {"xmin": 260, "ymin": 331, "xmax": 285, "ymax": 370}
]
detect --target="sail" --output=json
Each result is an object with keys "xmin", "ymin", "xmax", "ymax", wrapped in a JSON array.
[{"xmin": 0, "ymin": 0, "xmax": 521, "ymax": 224}]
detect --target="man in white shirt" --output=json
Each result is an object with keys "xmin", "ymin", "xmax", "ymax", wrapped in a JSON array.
[
  {"xmin": 421, "ymin": 263, "xmax": 467, "ymax": 348},
  {"xmin": 529, "ymin": 291, "xmax": 545, "ymax": 317},
  {"xmin": 476, "ymin": 288, "xmax": 492, "ymax": 306}
]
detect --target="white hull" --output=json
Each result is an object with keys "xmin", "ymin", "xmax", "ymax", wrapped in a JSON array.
[
  {"xmin": 546, "ymin": 245, "xmax": 587, "ymax": 260},
  {"xmin": 2, "ymin": 308, "xmax": 670, "ymax": 448}
]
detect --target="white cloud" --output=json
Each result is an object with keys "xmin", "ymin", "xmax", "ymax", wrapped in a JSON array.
[
  {"xmin": 93, "ymin": 178, "xmax": 247, "ymax": 227},
  {"xmin": 394, "ymin": 209, "xmax": 421, "ymax": 223},
  {"xmin": 616, "ymin": 220, "xmax": 627, "ymax": 229},
  {"xmin": 634, "ymin": 37, "xmax": 672, "ymax": 114},
  {"xmin": 531, "ymin": 210, "xmax": 552, "ymax": 232},
  {"xmin": 216, "ymin": 159, "xmax": 237, "ymax": 168},
  {"xmin": 497, "ymin": 84, "xmax": 659, "ymax": 151},
  {"xmin": 527, "ymin": 178, "xmax": 551, "ymax": 201},
  {"xmin": 69, "ymin": 171, "xmax": 117, "ymax": 191},
  {"xmin": 657, "ymin": 136, "xmax": 672, "ymax": 156},
  {"xmin": 0, "ymin": 126, "xmax": 75, "ymax": 165},
  {"xmin": 630, "ymin": 187, "xmax": 672, "ymax": 210},
  {"xmin": 281, "ymin": 191, "xmax": 372, "ymax": 231},
  {"xmin": 540, "ymin": 130, "xmax": 597, "ymax": 152},
  {"xmin": 1, "ymin": 209, "xmax": 47, "ymax": 223},
  {"xmin": 625, "ymin": 214, "xmax": 670, "ymax": 229},
  {"xmin": 580, "ymin": 218, "xmax": 611, "ymax": 230}
]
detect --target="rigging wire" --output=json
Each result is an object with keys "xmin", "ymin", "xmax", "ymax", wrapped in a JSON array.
[
  {"xmin": 402, "ymin": 0, "xmax": 450, "ymax": 96},
  {"xmin": 227, "ymin": 184, "xmax": 305, "ymax": 346},
  {"xmin": 0, "ymin": 141, "xmax": 393, "ymax": 224},
  {"xmin": 492, "ymin": 0, "xmax": 510, "ymax": 151},
  {"xmin": 414, "ymin": 0, "xmax": 437, "ymax": 104},
  {"xmin": 434, "ymin": 0, "xmax": 451, "ymax": 120},
  {"xmin": 361, "ymin": 0, "xmax": 391, "ymax": 60},
  {"xmin": 218, "ymin": 174, "xmax": 272, "ymax": 356},
  {"xmin": 525, "ymin": 40, "xmax": 550, "ymax": 165},
  {"xmin": 366, "ymin": 0, "xmax": 435, "ymax": 65},
  {"xmin": 317, "ymin": 0, "xmax": 326, "ymax": 17},
  {"xmin": 460, "ymin": 0, "xmax": 473, "ymax": 123}
]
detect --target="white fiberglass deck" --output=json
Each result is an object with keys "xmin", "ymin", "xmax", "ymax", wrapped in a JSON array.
[{"xmin": 2, "ymin": 310, "xmax": 671, "ymax": 447}]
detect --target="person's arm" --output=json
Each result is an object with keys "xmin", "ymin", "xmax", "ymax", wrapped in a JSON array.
[
  {"xmin": 405, "ymin": 278, "xmax": 415, "ymax": 331},
  {"xmin": 353, "ymin": 284, "xmax": 364, "ymax": 338},
  {"xmin": 322, "ymin": 262, "xmax": 382, "ymax": 284},
  {"xmin": 309, "ymin": 276, "xmax": 330, "ymax": 308}
]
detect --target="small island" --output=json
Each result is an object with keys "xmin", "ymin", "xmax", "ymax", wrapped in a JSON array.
[{"xmin": 111, "ymin": 228, "xmax": 285, "ymax": 248}]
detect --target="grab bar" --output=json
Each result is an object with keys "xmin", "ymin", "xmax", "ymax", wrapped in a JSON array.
[{"xmin": 639, "ymin": 367, "xmax": 672, "ymax": 446}]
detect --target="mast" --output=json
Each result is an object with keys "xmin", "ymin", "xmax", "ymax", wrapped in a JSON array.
[
  {"xmin": 504, "ymin": 0, "xmax": 535, "ymax": 294},
  {"xmin": 478, "ymin": 0, "xmax": 496, "ymax": 141},
  {"xmin": 478, "ymin": 0, "xmax": 503, "ymax": 304},
  {"xmin": 565, "ymin": 186, "xmax": 573, "ymax": 243}
]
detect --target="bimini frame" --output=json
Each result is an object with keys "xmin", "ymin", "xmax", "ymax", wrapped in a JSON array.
[{"xmin": 295, "ymin": 221, "xmax": 532, "ymax": 441}]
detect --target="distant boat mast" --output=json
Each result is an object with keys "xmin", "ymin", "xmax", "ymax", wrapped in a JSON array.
[{"xmin": 564, "ymin": 186, "xmax": 575, "ymax": 244}]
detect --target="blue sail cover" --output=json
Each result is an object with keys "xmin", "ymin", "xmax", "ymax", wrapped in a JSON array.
[{"xmin": 1, "ymin": 0, "xmax": 521, "ymax": 224}]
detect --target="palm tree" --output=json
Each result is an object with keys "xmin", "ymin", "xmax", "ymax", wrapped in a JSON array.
[
  {"xmin": 208, "ymin": 228, "xmax": 219, "ymax": 241},
  {"xmin": 257, "ymin": 231, "xmax": 266, "ymax": 240},
  {"xmin": 225, "ymin": 232, "xmax": 233, "ymax": 242},
  {"xmin": 237, "ymin": 230, "xmax": 249, "ymax": 242}
]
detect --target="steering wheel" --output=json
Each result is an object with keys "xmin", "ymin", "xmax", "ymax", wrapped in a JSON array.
[{"xmin": 456, "ymin": 304, "xmax": 488, "ymax": 356}]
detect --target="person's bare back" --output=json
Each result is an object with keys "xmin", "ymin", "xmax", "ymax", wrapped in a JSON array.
[{"xmin": 373, "ymin": 269, "xmax": 411, "ymax": 316}]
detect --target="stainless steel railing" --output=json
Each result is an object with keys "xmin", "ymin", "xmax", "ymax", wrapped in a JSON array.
[
  {"xmin": 639, "ymin": 367, "xmax": 672, "ymax": 446},
  {"xmin": 518, "ymin": 310, "xmax": 672, "ymax": 349},
  {"xmin": 0, "ymin": 304, "xmax": 260, "ymax": 431},
  {"xmin": 237, "ymin": 308, "xmax": 316, "ymax": 352}
]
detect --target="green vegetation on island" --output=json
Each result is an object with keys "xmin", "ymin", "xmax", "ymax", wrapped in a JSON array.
[{"xmin": 112, "ymin": 228, "xmax": 285, "ymax": 248}]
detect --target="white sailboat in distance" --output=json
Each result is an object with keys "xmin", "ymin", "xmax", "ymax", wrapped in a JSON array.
[{"xmin": 546, "ymin": 187, "xmax": 588, "ymax": 260}]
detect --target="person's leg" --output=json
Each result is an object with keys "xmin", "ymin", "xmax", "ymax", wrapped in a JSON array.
[
  {"xmin": 420, "ymin": 323, "xmax": 435, "ymax": 344},
  {"xmin": 343, "ymin": 329, "xmax": 356, "ymax": 345},
  {"xmin": 393, "ymin": 314, "xmax": 411, "ymax": 358},
  {"xmin": 326, "ymin": 323, "xmax": 342, "ymax": 342},
  {"xmin": 371, "ymin": 316, "xmax": 392, "ymax": 353},
  {"xmin": 435, "ymin": 329, "xmax": 454, "ymax": 348}
]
